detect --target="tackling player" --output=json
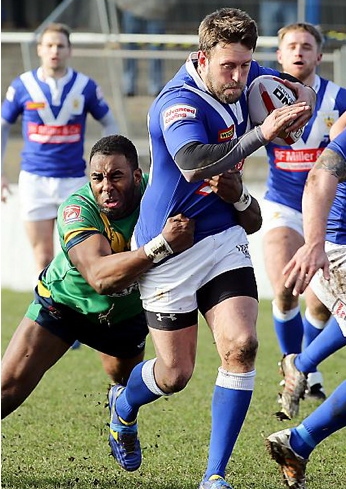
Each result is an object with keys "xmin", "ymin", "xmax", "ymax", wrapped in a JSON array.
[{"xmin": 1, "ymin": 134, "xmax": 195, "ymax": 419}]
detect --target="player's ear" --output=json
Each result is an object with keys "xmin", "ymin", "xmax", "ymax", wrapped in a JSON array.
[{"xmin": 133, "ymin": 168, "xmax": 143, "ymax": 185}]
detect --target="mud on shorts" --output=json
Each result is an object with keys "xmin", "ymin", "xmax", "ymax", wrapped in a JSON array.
[
  {"xmin": 311, "ymin": 240, "xmax": 346, "ymax": 334},
  {"xmin": 25, "ymin": 285, "xmax": 148, "ymax": 358}
]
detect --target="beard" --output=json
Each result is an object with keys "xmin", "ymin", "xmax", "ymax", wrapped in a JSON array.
[{"xmin": 205, "ymin": 73, "xmax": 244, "ymax": 104}]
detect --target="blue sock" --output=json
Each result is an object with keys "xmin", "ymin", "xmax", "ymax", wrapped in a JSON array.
[
  {"xmin": 295, "ymin": 318, "xmax": 346, "ymax": 373},
  {"xmin": 302, "ymin": 308, "xmax": 326, "ymax": 348},
  {"xmin": 290, "ymin": 381, "xmax": 346, "ymax": 459},
  {"xmin": 302, "ymin": 309, "xmax": 327, "ymax": 372},
  {"xmin": 204, "ymin": 369, "xmax": 255, "ymax": 480},
  {"xmin": 116, "ymin": 359, "xmax": 163, "ymax": 422},
  {"xmin": 273, "ymin": 303, "xmax": 303, "ymax": 354}
]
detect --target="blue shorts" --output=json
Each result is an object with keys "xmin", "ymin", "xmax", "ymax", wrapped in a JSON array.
[{"xmin": 25, "ymin": 287, "xmax": 148, "ymax": 358}]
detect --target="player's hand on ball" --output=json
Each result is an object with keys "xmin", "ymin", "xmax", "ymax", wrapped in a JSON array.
[
  {"xmin": 281, "ymin": 79, "xmax": 316, "ymax": 131},
  {"xmin": 260, "ymin": 103, "xmax": 309, "ymax": 143}
]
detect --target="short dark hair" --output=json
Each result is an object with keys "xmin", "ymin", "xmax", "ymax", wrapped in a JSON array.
[
  {"xmin": 278, "ymin": 23, "xmax": 324, "ymax": 52},
  {"xmin": 198, "ymin": 8, "xmax": 258, "ymax": 56},
  {"xmin": 37, "ymin": 23, "xmax": 71, "ymax": 46},
  {"xmin": 89, "ymin": 135, "xmax": 139, "ymax": 171}
]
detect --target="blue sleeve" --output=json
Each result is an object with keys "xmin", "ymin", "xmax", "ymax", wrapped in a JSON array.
[
  {"xmin": 1, "ymin": 77, "xmax": 24, "ymax": 124},
  {"xmin": 157, "ymin": 91, "xmax": 210, "ymax": 158},
  {"xmin": 84, "ymin": 79, "xmax": 110, "ymax": 121},
  {"xmin": 328, "ymin": 129, "xmax": 346, "ymax": 160}
]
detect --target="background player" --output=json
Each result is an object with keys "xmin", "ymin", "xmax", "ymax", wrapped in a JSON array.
[
  {"xmin": 261, "ymin": 23, "xmax": 346, "ymax": 405},
  {"xmin": 1, "ymin": 23, "xmax": 119, "ymax": 279},
  {"xmin": 266, "ymin": 118, "xmax": 346, "ymax": 489}
]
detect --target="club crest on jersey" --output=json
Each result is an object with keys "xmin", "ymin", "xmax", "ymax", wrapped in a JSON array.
[
  {"xmin": 218, "ymin": 125, "xmax": 234, "ymax": 142},
  {"xmin": 324, "ymin": 115, "xmax": 335, "ymax": 128},
  {"xmin": 63, "ymin": 205, "xmax": 82, "ymax": 223},
  {"xmin": 163, "ymin": 104, "xmax": 197, "ymax": 129},
  {"xmin": 70, "ymin": 95, "xmax": 84, "ymax": 115},
  {"xmin": 26, "ymin": 101, "xmax": 46, "ymax": 110}
]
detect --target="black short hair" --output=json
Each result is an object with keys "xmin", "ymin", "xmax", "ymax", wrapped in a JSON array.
[{"xmin": 89, "ymin": 135, "xmax": 139, "ymax": 171}]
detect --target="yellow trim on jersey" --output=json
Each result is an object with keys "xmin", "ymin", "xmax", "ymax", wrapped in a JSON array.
[
  {"xmin": 64, "ymin": 227, "xmax": 98, "ymax": 245},
  {"xmin": 38, "ymin": 280, "xmax": 51, "ymax": 298},
  {"xmin": 100, "ymin": 213, "xmax": 127, "ymax": 253}
]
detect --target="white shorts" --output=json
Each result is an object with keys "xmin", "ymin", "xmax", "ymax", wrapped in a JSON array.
[
  {"xmin": 311, "ymin": 241, "xmax": 346, "ymax": 334},
  {"xmin": 262, "ymin": 200, "xmax": 303, "ymax": 236},
  {"xmin": 137, "ymin": 226, "xmax": 254, "ymax": 314},
  {"xmin": 18, "ymin": 170, "xmax": 88, "ymax": 221}
]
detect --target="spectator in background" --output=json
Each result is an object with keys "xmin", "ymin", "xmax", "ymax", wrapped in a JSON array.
[
  {"xmin": 115, "ymin": 0, "xmax": 178, "ymax": 97},
  {"xmin": 1, "ymin": 23, "xmax": 119, "ymax": 281}
]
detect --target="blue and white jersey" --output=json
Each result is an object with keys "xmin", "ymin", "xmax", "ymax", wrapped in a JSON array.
[
  {"xmin": 1, "ymin": 67, "xmax": 111, "ymax": 177},
  {"xmin": 134, "ymin": 54, "xmax": 276, "ymax": 246},
  {"xmin": 264, "ymin": 75, "xmax": 346, "ymax": 212},
  {"xmin": 326, "ymin": 129, "xmax": 346, "ymax": 245}
]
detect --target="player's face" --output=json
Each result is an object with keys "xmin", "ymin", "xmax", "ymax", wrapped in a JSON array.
[
  {"xmin": 277, "ymin": 31, "xmax": 322, "ymax": 84},
  {"xmin": 198, "ymin": 43, "xmax": 252, "ymax": 104},
  {"xmin": 90, "ymin": 153, "xmax": 142, "ymax": 220},
  {"xmin": 37, "ymin": 31, "xmax": 71, "ymax": 75}
]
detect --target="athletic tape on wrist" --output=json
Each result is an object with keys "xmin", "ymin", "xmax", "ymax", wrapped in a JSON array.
[
  {"xmin": 144, "ymin": 233, "xmax": 174, "ymax": 263},
  {"xmin": 233, "ymin": 184, "xmax": 252, "ymax": 211}
]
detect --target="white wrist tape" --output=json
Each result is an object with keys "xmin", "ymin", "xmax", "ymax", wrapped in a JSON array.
[
  {"xmin": 233, "ymin": 185, "xmax": 252, "ymax": 211},
  {"xmin": 143, "ymin": 234, "xmax": 174, "ymax": 263}
]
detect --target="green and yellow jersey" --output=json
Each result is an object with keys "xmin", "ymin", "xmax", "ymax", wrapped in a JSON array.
[{"xmin": 39, "ymin": 175, "xmax": 148, "ymax": 326}]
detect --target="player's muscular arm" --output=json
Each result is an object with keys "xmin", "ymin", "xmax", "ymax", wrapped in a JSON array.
[
  {"xmin": 68, "ymin": 214, "xmax": 195, "ymax": 295},
  {"xmin": 314, "ymin": 148, "xmax": 346, "ymax": 182}
]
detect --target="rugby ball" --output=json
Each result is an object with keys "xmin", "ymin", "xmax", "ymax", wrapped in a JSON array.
[{"xmin": 247, "ymin": 75, "xmax": 303, "ymax": 145}]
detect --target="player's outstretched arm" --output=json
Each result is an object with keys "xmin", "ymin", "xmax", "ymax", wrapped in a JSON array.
[
  {"xmin": 68, "ymin": 214, "xmax": 195, "ymax": 295},
  {"xmin": 283, "ymin": 145, "xmax": 345, "ymax": 295}
]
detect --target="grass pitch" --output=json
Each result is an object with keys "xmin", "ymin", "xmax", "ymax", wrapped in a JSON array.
[{"xmin": 1, "ymin": 289, "xmax": 346, "ymax": 488}]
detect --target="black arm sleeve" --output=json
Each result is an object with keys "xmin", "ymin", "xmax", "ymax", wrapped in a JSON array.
[{"xmin": 174, "ymin": 126, "xmax": 268, "ymax": 182}]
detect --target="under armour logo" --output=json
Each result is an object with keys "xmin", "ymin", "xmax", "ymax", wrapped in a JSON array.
[{"xmin": 156, "ymin": 313, "xmax": 177, "ymax": 322}]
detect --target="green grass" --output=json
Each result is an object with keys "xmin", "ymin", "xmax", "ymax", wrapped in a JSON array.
[{"xmin": 1, "ymin": 289, "xmax": 346, "ymax": 489}]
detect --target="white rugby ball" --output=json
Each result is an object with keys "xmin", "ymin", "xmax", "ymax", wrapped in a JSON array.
[{"xmin": 247, "ymin": 74, "xmax": 303, "ymax": 146}]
